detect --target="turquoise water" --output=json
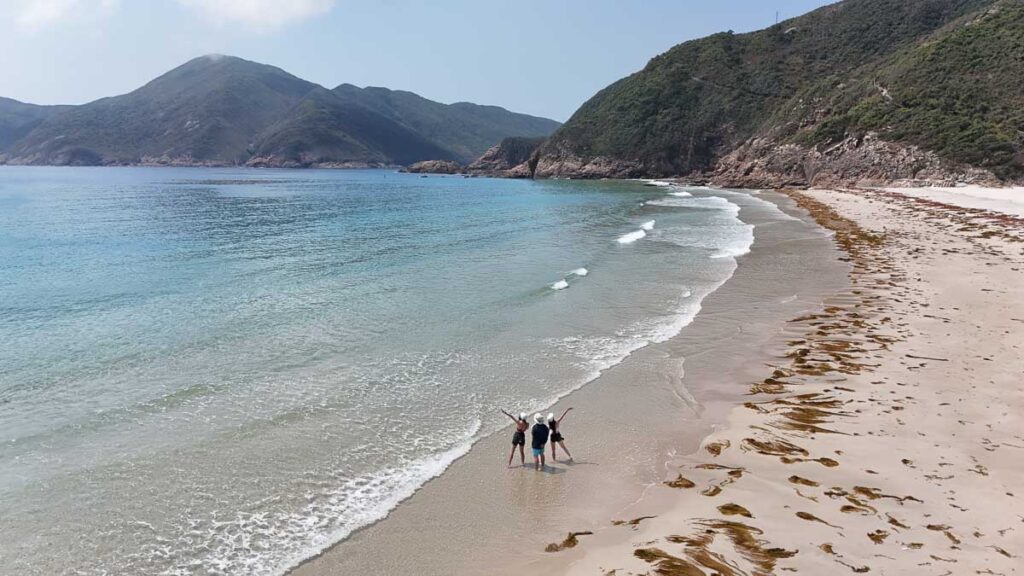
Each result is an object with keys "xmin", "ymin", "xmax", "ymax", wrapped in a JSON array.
[{"xmin": 0, "ymin": 167, "xmax": 764, "ymax": 575}]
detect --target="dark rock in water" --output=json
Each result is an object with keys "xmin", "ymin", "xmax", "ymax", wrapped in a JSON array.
[{"xmin": 403, "ymin": 160, "xmax": 464, "ymax": 174}]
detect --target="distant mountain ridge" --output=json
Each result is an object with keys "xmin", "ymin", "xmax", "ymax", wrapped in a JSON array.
[
  {"xmin": 0, "ymin": 55, "xmax": 560, "ymax": 168},
  {"xmin": 531, "ymin": 0, "xmax": 1024, "ymax": 185}
]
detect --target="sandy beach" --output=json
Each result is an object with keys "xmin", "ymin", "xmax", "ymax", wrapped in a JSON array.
[
  {"xmin": 526, "ymin": 187, "xmax": 1024, "ymax": 575},
  {"xmin": 286, "ymin": 190, "xmax": 850, "ymax": 574}
]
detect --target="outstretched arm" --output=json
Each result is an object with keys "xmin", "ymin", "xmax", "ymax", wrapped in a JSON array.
[
  {"xmin": 558, "ymin": 407, "xmax": 573, "ymax": 423},
  {"xmin": 500, "ymin": 409, "xmax": 518, "ymax": 423}
]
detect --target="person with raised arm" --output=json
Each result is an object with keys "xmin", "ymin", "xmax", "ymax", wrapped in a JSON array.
[
  {"xmin": 501, "ymin": 409, "xmax": 529, "ymax": 467},
  {"xmin": 548, "ymin": 408, "xmax": 573, "ymax": 462}
]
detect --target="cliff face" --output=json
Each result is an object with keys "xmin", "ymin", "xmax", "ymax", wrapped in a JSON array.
[
  {"xmin": 464, "ymin": 136, "xmax": 546, "ymax": 177},
  {"xmin": 712, "ymin": 133, "xmax": 999, "ymax": 189},
  {"xmin": 534, "ymin": 0, "xmax": 1022, "ymax": 185}
]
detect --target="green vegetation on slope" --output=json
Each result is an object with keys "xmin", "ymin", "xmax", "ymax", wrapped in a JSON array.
[
  {"xmin": 332, "ymin": 85, "xmax": 559, "ymax": 162},
  {"xmin": 1, "ymin": 56, "xmax": 560, "ymax": 167},
  {"xmin": 0, "ymin": 98, "xmax": 71, "ymax": 151},
  {"xmin": 541, "ymin": 0, "xmax": 1011, "ymax": 178},
  {"xmin": 251, "ymin": 87, "xmax": 456, "ymax": 166},
  {"xmin": 802, "ymin": 1, "xmax": 1024, "ymax": 178}
]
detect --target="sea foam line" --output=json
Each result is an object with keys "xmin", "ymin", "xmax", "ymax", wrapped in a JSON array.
[
  {"xmin": 151, "ymin": 420, "xmax": 483, "ymax": 576},
  {"xmin": 617, "ymin": 229, "xmax": 646, "ymax": 244}
]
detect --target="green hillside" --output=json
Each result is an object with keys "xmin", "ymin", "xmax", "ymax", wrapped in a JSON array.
[
  {"xmin": 0, "ymin": 56, "xmax": 560, "ymax": 167},
  {"xmin": 536, "ymin": 0, "xmax": 1019, "ymax": 182},
  {"xmin": 332, "ymin": 85, "xmax": 560, "ymax": 162},
  {"xmin": 250, "ymin": 87, "xmax": 456, "ymax": 166}
]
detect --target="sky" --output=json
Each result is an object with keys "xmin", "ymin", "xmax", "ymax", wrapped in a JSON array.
[{"xmin": 1, "ymin": 0, "xmax": 836, "ymax": 121}]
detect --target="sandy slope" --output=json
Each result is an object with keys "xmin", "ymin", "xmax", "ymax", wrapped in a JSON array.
[{"xmin": 532, "ymin": 188, "xmax": 1024, "ymax": 575}]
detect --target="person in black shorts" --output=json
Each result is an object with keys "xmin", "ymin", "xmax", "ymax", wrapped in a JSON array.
[
  {"xmin": 547, "ymin": 408, "xmax": 573, "ymax": 462},
  {"xmin": 501, "ymin": 410, "xmax": 529, "ymax": 467},
  {"xmin": 530, "ymin": 413, "xmax": 550, "ymax": 470}
]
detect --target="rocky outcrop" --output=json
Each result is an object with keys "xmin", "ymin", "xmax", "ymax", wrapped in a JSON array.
[
  {"xmin": 532, "ymin": 153, "xmax": 644, "ymax": 179},
  {"xmin": 465, "ymin": 136, "xmax": 545, "ymax": 177},
  {"xmin": 710, "ymin": 133, "xmax": 1000, "ymax": 188},
  {"xmin": 401, "ymin": 159, "xmax": 464, "ymax": 174}
]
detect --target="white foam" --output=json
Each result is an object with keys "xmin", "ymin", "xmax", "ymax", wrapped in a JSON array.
[
  {"xmin": 647, "ymin": 195, "xmax": 740, "ymax": 215},
  {"xmin": 617, "ymin": 229, "xmax": 647, "ymax": 244},
  {"xmin": 147, "ymin": 419, "xmax": 482, "ymax": 576},
  {"xmin": 570, "ymin": 268, "xmax": 589, "ymax": 277},
  {"xmin": 640, "ymin": 220, "xmax": 656, "ymax": 231},
  {"xmin": 711, "ymin": 244, "xmax": 752, "ymax": 259},
  {"xmin": 669, "ymin": 191, "xmax": 692, "ymax": 197},
  {"xmin": 550, "ymin": 280, "xmax": 569, "ymax": 291},
  {"xmin": 641, "ymin": 179, "xmax": 673, "ymax": 187}
]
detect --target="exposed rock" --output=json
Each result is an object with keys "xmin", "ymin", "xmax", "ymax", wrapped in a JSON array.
[
  {"xmin": 401, "ymin": 159, "xmax": 464, "ymax": 174},
  {"xmin": 710, "ymin": 133, "xmax": 1000, "ymax": 189},
  {"xmin": 532, "ymin": 140, "xmax": 644, "ymax": 179},
  {"xmin": 465, "ymin": 136, "xmax": 545, "ymax": 177}
]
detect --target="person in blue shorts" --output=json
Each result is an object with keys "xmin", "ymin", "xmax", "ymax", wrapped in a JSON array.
[{"xmin": 530, "ymin": 413, "xmax": 550, "ymax": 470}]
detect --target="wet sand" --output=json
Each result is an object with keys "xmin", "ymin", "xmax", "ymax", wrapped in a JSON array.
[
  {"xmin": 529, "ymin": 188, "xmax": 1024, "ymax": 575},
  {"xmin": 290, "ymin": 192, "xmax": 849, "ymax": 576}
]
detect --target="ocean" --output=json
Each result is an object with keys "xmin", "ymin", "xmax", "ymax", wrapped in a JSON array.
[{"xmin": 0, "ymin": 167, "xmax": 787, "ymax": 575}]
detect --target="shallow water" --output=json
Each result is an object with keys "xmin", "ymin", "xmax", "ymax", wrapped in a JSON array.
[{"xmin": 1, "ymin": 167, "xmax": 763, "ymax": 575}]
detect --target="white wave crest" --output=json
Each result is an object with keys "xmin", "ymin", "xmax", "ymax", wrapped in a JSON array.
[
  {"xmin": 641, "ymin": 179, "xmax": 673, "ymax": 187},
  {"xmin": 145, "ymin": 419, "xmax": 482, "ymax": 576},
  {"xmin": 640, "ymin": 220, "xmax": 656, "ymax": 231},
  {"xmin": 617, "ymin": 229, "xmax": 647, "ymax": 244},
  {"xmin": 551, "ymin": 280, "xmax": 569, "ymax": 290},
  {"xmin": 570, "ymin": 268, "xmax": 589, "ymax": 277},
  {"xmin": 669, "ymin": 191, "xmax": 692, "ymax": 197}
]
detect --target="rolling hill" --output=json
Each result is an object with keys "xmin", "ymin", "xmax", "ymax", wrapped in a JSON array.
[{"xmin": 0, "ymin": 55, "xmax": 560, "ymax": 168}]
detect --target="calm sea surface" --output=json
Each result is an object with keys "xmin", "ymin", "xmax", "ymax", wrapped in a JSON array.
[{"xmin": 0, "ymin": 167, "xmax": 783, "ymax": 575}]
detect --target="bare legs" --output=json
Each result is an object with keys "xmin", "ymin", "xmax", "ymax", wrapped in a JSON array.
[
  {"xmin": 534, "ymin": 450, "xmax": 546, "ymax": 470},
  {"xmin": 508, "ymin": 444, "xmax": 525, "ymax": 467},
  {"xmin": 551, "ymin": 441, "xmax": 572, "ymax": 462}
]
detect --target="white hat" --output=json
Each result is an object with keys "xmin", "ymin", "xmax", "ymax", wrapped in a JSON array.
[
  {"xmin": 547, "ymin": 413, "xmax": 555, "ymax": 422},
  {"xmin": 534, "ymin": 413, "xmax": 544, "ymax": 424},
  {"xmin": 519, "ymin": 412, "xmax": 527, "ymax": 421}
]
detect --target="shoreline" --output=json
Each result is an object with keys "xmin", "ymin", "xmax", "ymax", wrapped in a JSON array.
[
  {"xmin": 526, "ymin": 188, "xmax": 1024, "ymax": 574},
  {"xmin": 288, "ymin": 188, "xmax": 850, "ymax": 575}
]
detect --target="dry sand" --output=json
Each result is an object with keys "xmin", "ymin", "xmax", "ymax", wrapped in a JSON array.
[
  {"xmin": 882, "ymin": 186, "xmax": 1024, "ymax": 218},
  {"xmin": 530, "ymin": 188, "xmax": 1024, "ymax": 575}
]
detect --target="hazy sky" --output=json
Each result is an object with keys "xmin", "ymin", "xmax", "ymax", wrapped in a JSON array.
[{"xmin": 1, "ymin": 0, "xmax": 835, "ymax": 121}]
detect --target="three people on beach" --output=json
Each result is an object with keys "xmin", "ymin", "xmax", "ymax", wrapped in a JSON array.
[{"xmin": 503, "ymin": 407, "xmax": 573, "ymax": 470}]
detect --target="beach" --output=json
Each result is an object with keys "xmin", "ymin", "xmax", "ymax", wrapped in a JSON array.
[
  {"xmin": 1, "ymin": 169, "xmax": 839, "ymax": 575},
  {"xmin": 5, "ymin": 171, "xmax": 1021, "ymax": 575},
  {"xmin": 287, "ymin": 189, "xmax": 851, "ymax": 575},
  {"xmin": 515, "ymin": 187, "xmax": 1024, "ymax": 575}
]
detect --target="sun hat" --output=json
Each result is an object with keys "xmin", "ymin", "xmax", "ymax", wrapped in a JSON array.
[
  {"xmin": 534, "ymin": 413, "xmax": 544, "ymax": 424},
  {"xmin": 547, "ymin": 413, "xmax": 555, "ymax": 422},
  {"xmin": 519, "ymin": 412, "xmax": 527, "ymax": 421}
]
